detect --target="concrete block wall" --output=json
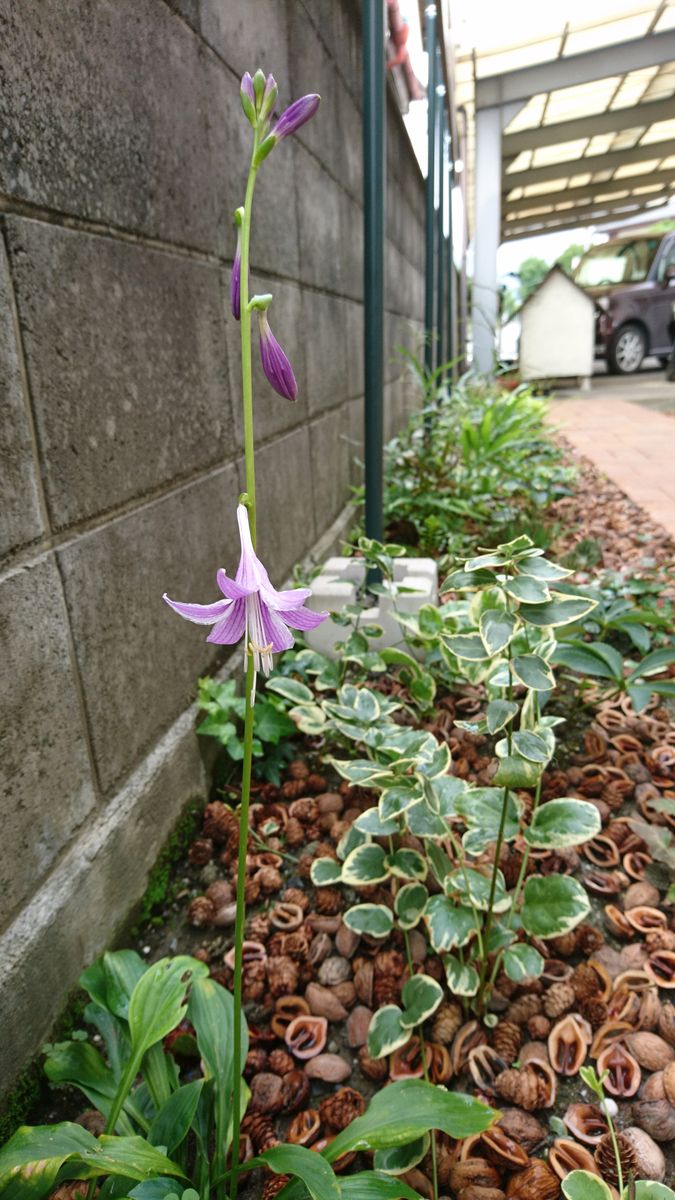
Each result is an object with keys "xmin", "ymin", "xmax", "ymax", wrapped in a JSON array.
[{"xmin": 0, "ymin": 0, "xmax": 425, "ymax": 1089}]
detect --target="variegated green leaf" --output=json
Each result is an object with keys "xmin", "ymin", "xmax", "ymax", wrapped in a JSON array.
[
  {"xmin": 400, "ymin": 974, "xmax": 443, "ymax": 1028},
  {"xmin": 386, "ymin": 849, "xmax": 427, "ymax": 882},
  {"xmin": 394, "ymin": 883, "xmax": 429, "ymax": 930},
  {"xmin": 444, "ymin": 956, "xmax": 480, "ymax": 997},
  {"xmin": 424, "ymin": 896, "xmax": 477, "ymax": 952},
  {"xmin": 367, "ymin": 1006, "xmax": 409, "ymax": 1058},
  {"xmin": 525, "ymin": 799, "xmax": 601, "ymax": 850},
  {"xmin": 342, "ymin": 843, "xmax": 390, "ymax": 886},
  {"xmin": 521, "ymin": 875, "xmax": 590, "ymax": 938},
  {"xmin": 310, "ymin": 858, "xmax": 343, "ymax": 887},
  {"xmin": 343, "ymin": 904, "xmax": 394, "ymax": 939}
]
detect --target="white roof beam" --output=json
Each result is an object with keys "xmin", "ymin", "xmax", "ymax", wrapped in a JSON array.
[
  {"xmin": 503, "ymin": 137, "xmax": 673, "ymax": 190},
  {"xmin": 503, "ymin": 96, "xmax": 675, "ymax": 156},
  {"xmin": 504, "ymin": 169, "xmax": 675, "ymax": 212}
]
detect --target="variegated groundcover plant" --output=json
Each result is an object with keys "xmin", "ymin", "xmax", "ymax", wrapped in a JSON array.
[{"xmin": 0, "ymin": 70, "xmax": 497, "ymax": 1200}]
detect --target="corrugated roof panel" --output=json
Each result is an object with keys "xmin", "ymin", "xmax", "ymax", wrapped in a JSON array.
[
  {"xmin": 614, "ymin": 158, "xmax": 661, "ymax": 176},
  {"xmin": 563, "ymin": 12, "xmax": 653, "ymax": 55},
  {"xmin": 532, "ymin": 138, "xmax": 590, "ymax": 166},
  {"xmin": 639, "ymin": 117, "xmax": 675, "ymax": 142}
]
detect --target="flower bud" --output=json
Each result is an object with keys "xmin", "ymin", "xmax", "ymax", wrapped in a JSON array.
[
  {"xmin": 258, "ymin": 312, "xmax": 297, "ymax": 402},
  {"xmin": 272, "ymin": 94, "xmax": 320, "ymax": 141},
  {"xmin": 230, "ymin": 229, "xmax": 242, "ymax": 321},
  {"xmin": 259, "ymin": 74, "xmax": 278, "ymax": 123},
  {"xmin": 252, "ymin": 69, "xmax": 267, "ymax": 109},
  {"xmin": 240, "ymin": 72, "xmax": 256, "ymax": 126}
]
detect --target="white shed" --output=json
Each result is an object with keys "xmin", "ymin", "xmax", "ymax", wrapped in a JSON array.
[{"xmin": 518, "ymin": 265, "xmax": 595, "ymax": 385}]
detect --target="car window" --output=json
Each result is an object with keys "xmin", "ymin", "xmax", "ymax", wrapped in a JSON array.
[
  {"xmin": 574, "ymin": 238, "xmax": 660, "ymax": 286},
  {"xmin": 656, "ymin": 239, "xmax": 675, "ymax": 283}
]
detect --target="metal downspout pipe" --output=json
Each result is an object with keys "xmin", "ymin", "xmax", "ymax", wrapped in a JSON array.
[{"xmin": 363, "ymin": 0, "xmax": 385, "ymax": 544}]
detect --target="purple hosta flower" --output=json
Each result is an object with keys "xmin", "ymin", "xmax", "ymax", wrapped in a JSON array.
[
  {"xmin": 163, "ymin": 504, "xmax": 326, "ymax": 676},
  {"xmin": 240, "ymin": 72, "xmax": 256, "ymax": 125},
  {"xmin": 230, "ymin": 230, "xmax": 241, "ymax": 320},
  {"xmin": 272, "ymin": 93, "xmax": 320, "ymax": 141},
  {"xmin": 258, "ymin": 312, "xmax": 297, "ymax": 401}
]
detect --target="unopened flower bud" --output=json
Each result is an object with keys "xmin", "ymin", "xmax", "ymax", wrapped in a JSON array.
[
  {"xmin": 258, "ymin": 312, "xmax": 297, "ymax": 402},
  {"xmin": 230, "ymin": 230, "xmax": 242, "ymax": 320},
  {"xmin": 252, "ymin": 69, "xmax": 267, "ymax": 109},
  {"xmin": 259, "ymin": 74, "xmax": 278, "ymax": 123},
  {"xmin": 272, "ymin": 94, "xmax": 321, "ymax": 141},
  {"xmin": 240, "ymin": 72, "xmax": 256, "ymax": 126}
]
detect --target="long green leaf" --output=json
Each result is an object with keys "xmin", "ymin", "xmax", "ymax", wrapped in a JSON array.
[
  {"xmin": 261, "ymin": 1145, "xmax": 340, "ymax": 1200},
  {"xmin": 148, "ymin": 1080, "xmax": 204, "ymax": 1154}
]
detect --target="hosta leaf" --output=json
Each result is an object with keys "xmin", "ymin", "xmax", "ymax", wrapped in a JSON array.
[
  {"xmin": 265, "ymin": 677, "xmax": 314, "ymax": 704},
  {"xmin": 447, "ymin": 868, "xmax": 511, "ymax": 914},
  {"xmin": 525, "ymin": 799, "xmax": 601, "ymax": 850},
  {"xmin": 493, "ymin": 756, "xmax": 542, "ymax": 789},
  {"xmin": 129, "ymin": 957, "xmax": 208, "ymax": 1062},
  {"xmin": 373, "ymin": 1136, "xmax": 429, "ymax": 1175},
  {"xmin": 517, "ymin": 556, "xmax": 572, "ymax": 582},
  {"xmin": 400, "ymin": 974, "xmax": 443, "ymax": 1028},
  {"xmin": 394, "ymin": 883, "xmax": 429, "ymax": 930},
  {"xmin": 355, "ymin": 809, "xmax": 400, "ymax": 838},
  {"xmin": 443, "ymin": 634, "xmax": 491, "ymax": 661},
  {"xmin": 562, "ymin": 1171, "xmax": 613, "ymax": 1200},
  {"xmin": 504, "ymin": 576, "xmax": 551, "ymax": 604},
  {"xmin": 386, "ymin": 849, "xmax": 428, "ymax": 882},
  {"xmin": 512, "ymin": 654, "xmax": 555, "ymax": 691},
  {"xmin": 310, "ymin": 858, "xmax": 343, "ymax": 887},
  {"xmin": 343, "ymin": 904, "xmax": 394, "ymax": 939},
  {"xmin": 404, "ymin": 799, "xmax": 449, "ymax": 838},
  {"xmin": 337, "ymin": 1172, "xmax": 422, "ymax": 1200},
  {"xmin": 444, "ymin": 955, "xmax": 480, "ymax": 997},
  {"xmin": 552, "ymin": 642, "xmax": 619, "ymax": 680},
  {"xmin": 502, "ymin": 944, "xmax": 545, "ymax": 983},
  {"xmin": 479, "ymin": 609, "xmax": 517, "ymax": 655},
  {"xmin": 521, "ymin": 875, "xmax": 590, "ymax": 938},
  {"xmin": 80, "ymin": 950, "xmax": 147, "ymax": 1020},
  {"xmin": 511, "ymin": 731, "xmax": 551, "ymax": 764},
  {"xmin": 148, "ymin": 1080, "xmax": 203, "ymax": 1154},
  {"xmin": 379, "ymin": 783, "xmax": 424, "ymax": 821},
  {"xmin": 342, "ymin": 843, "xmax": 389, "ymax": 886},
  {"xmin": 519, "ymin": 594, "xmax": 597, "ymax": 628},
  {"xmin": 424, "ymin": 896, "xmax": 478, "ymax": 952},
  {"xmin": 367, "ymin": 1006, "xmax": 409, "ymax": 1058},
  {"xmin": 486, "ymin": 699, "xmax": 519, "ymax": 734},
  {"xmin": 261, "ymin": 1144, "xmax": 340, "ymax": 1200}
]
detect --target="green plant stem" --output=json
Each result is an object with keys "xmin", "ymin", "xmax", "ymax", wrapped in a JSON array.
[
  {"xmin": 604, "ymin": 1104, "xmax": 624, "ymax": 1196},
  {"xmin": 250, "ymin": 830, "xmax": 299, "ymax": 864},
  {"xmin": 84, "ymin": 1051, "xmax": 142, "ymax": 1200},
  {"xmin": 230, "ymin": 136, "xmax": 261, "ymax": 1200},
  {"xmin": 401, "ymin": 929, "xmax": 438, "ymax": 1200}
]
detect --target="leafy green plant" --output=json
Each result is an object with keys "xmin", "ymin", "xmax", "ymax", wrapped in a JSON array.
[
  {"xmin": 197, "ymin": 677, "xmax": 296, "ymax": 784},
  {"xmin": 310, "ymin": 535, "xmax": 601, "ymax": 1015},
  {"xmin": 552, "ymin": 641, "xmax": 675, "ymax": 713}
]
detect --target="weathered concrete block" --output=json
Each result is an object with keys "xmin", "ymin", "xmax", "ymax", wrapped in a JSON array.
[
  {"xmin": 304, "ymin": 291, "xmax": 349, "ymax": 415},
  {"xmin": 344, "ymin": 302, "xmax": 364, "ymax": 402},
  {"xmin": 57, "ymin": 464, "xmax": 241, "ymax": 794},
  {"xmin": 308, "ymin": 406, "xmax": 352, "ymax": 534},
  {"xmin": 0, "ymin": 700, "xmax": 206, "ymax": 1089},
  {"xmin": 200, "ymin": 0, "xmax": 291, "ymax": 82},
  {"xmin": 5, "ymin": 218, "xmax": 233, "ymax": 530},
  {"xmin": 0, "ymin": 227, "xmax": 44, "ymax": 560},
  {"xmin": 296, "ymin": 146, "xmax": 344, "ymax": 294},
  {"xmin": 0, "ymin": 557, "xmax": 97, "ymax": 926},
  {"xmin": 253, "ymin": 426, "xmax": 316, "ymax": 583},
  {"xmin": 227, "ymin": 278, "xmax": 309, "ymax": 446}
]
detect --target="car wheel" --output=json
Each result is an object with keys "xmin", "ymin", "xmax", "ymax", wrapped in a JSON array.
[{"xmin": 608, "ymin": 323, "xmax": 647, "ymax": 374}]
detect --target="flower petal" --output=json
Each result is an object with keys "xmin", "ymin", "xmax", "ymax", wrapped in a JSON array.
[
  {"xmin": 234, "ymin": 504, "xmax": 268, "ymax": 591},
  {"xmin": 277, "ymin": 605, "xmax": 328, "ymax": 632},
  {"xmin": 272, "ymin": 94, "xmax": 320, "ymax": 140},
  {"xmin": 260, "ymin": 603, "xmax": 296, "ymax": 653},
  {"xmin": 261, "ymin": 584, "xmax": 312, "ymax": 610},
  {"xmin": 163, "ymin": 593, "xmax": 231, "ymax": 625},
  {"xmin": 217, "ymin": 568, "xmax": 253, "ymax": 600},
  {"xmin": 207, "ymin": 599, "xmax": 246, "ymax": 644}
]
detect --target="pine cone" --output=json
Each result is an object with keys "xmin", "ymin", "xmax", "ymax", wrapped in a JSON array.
[
  {"xmin": 594, "ymin": 1132, "xmax": 638, "ymax": 1189},
  {"xmin": 506, "ymin": 994, "xmax": 542, "ymax": 1026},
  {"xmin": 244, "ymin": 876, "xmax": 261, "ymax": 905},
  {"xmin": 243, "ymin": 961, "xmax": 267, "ymax": 1003},
  {"xmin": 241, "ymin": 1112, "xmax": 280, "ymax": 1153},
  {"xmin": 506, "ymin": 1160, "xmax": 559, "ymax": 1200},
  {"xmin": 319, "ymin": 1087, "xmax": 366, "ymax": 1132},
  {"xmin": 289, "ymin": 797, "xmax": 318, "ymax": 824},
  {"xmin": 543, "ymin": 981, "xmax": 576, "ymax": 1018},
  {"xmin": 575, "ymin": 923, "xmax": 604, "ymax": 956},
  {"xmin": 203, "ymin": 801, "xmax": 239, "ymax": 844},
  {"xmin": 548, "ymin": 931, "xmax": 577, "ymax": 958},
  {"xmin": 527, "ymin": 1014, "xmax": 551, "ymax": 1039},
  {"xmin": 580, "ymin": 996, "xmax": 609, "ymax": 1030},
  {"xmin": 315, "ymin": 887, "xmax": 344, "ymax": 916},
  {"xmin": 304, "ymin": 824, "xmax": 321, "ymax": 841},
  {"xmin": 282, "ymin": 779, "xmax": 312, "ymax": 800},
  {"xmin": 284, "ymin": 818, "xmax": 306, "ymax": 848},
  {"xmin": 257, "ymin": 866, "xmax": 283, "ymax": 895},
  {"xmin": 267, "ymin": 955, "xmax": 299, "ymax": 998},
  {"xmin": 268, "ymin": 1048, "xmax": 294, "ymax": 1076},
  {"xmin": 187, "ymin": 896, "xmax": 215, "ymax": 928},
  {"xmin": 288, "ymin": 761, "xmax": 310, "ymax": 780},
  {"xmin": 283, "ymin": 886, "xmax": 310, "ymax": 913},
  {"xmin": 495, "ymin": 1066, "xmax": 543, "ymax": 1112},
  {"xmin": 571, "ymin": 962, "xmax": 602, "ymax": 1002},
  {"xmin": 262, "ymin": 1174, "xmax": 290, "ymax": 1200},
  {"xmin": 188, "ymin": 837, "xmax": 214, "ymax": 865},
  {"xmin": 244, "ymin": 1048, "xmax": 269, "ymax": 1077},
  {"xmin": 432, "ymin": 1000, "xmax": 463, "ymax": 1044},
  {"xmin": 268, "ymin": 931, "xmax": 309, "ymax": 962},
  {"xmin": 374, "ymin": 975, "xmax": 402, "ymax": 1007},
  {"xmin": 307, "ymin": 773, "xmax": 327, "ymax": 793},
  {"xmin": 492, "ymin": 1021, "xmax": 522, "ymax": 1064},
  {"xmin": 247, "ymin": 913, "xmax": 271, "ymax": 942},
  {"xmin": 358, "ymin": 1046, "xmax": 389, "ymax": 1080}
]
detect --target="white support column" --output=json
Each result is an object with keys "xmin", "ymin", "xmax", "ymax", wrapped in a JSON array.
[{"xmin": 472, "ymin": 105, "xmax": 501, "ymax": 374}]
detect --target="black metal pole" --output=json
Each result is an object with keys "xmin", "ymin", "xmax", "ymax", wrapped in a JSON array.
[
  {"xmin": 363, "ymin": 0, "xmax": 385, "ymax": 543},
  {"xmin": 446, "ymin": 133, "xmax": 455, "ymax": 376},
  {"xmin": 424, "ymin": 4, "xmax": 437, "ymax": 378},
  {"xmin": 435, "ymin": 81, "xmax": 446, "ymax": 373}
]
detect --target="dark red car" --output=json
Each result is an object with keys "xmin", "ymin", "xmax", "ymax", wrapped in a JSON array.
[{"xmin": 574, "ymin": 232, "xmax": 675, "ymax": 374}]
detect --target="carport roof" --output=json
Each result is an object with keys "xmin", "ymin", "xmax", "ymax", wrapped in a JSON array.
[{"xmin": 451, "ymin": 1, "xmax": 675, "ymax": 240}]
